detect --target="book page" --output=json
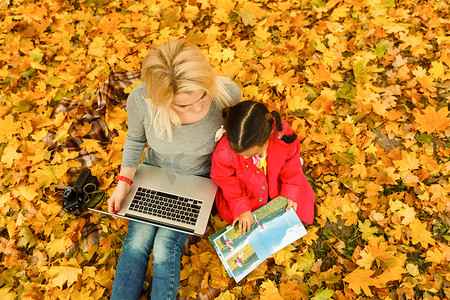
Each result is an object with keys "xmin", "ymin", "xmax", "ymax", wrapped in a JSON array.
[{"xmin": 209, "ymin": 196, "xmax": 307, "ymax": 282}]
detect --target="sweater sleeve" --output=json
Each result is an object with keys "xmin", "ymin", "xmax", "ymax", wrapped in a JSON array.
[{"xmin": 121, "ymin": 86, "xmax": 148, "ymax": 168}]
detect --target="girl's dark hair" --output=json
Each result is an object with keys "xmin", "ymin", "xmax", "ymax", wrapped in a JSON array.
[{"xmin": 223, "ymin": 100, "xmax": 297, "ymax": 153}]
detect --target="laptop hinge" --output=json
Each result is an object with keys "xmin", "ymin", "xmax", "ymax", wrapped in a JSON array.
[{"xmin": 124, "ymin": 213, "xmax": 195, "ymax": 233}]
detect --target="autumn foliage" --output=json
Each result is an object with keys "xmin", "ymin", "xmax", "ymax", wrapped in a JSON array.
[{"xmin": 0, "ymin": 0, "xmax": 449, "ymax": 299}]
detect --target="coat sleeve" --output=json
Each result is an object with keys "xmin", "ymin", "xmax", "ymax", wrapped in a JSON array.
[
  {"xmin": 211, "ymin": 141, "xmax": 253, "ymax": 221},
  {"xmin": 278, "ymin": 123, "xmax": 315, "ymax": 224}
]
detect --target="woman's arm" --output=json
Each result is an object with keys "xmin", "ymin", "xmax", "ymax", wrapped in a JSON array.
[
  {"xmin": 120, "ymin": 85, "xmax": 148, "ymax": 169},
  {"xmin": 107, "ymin": 87, "xmax": 147, "ymax": 217},
  {"xmin": 107, "ymin": 167, "xmax": 136, "ymax": 216}
]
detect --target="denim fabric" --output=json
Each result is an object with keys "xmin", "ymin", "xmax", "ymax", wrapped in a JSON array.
[{"xmin": 111, "ymin": 220, "xmax": 189, "ymax": 300}]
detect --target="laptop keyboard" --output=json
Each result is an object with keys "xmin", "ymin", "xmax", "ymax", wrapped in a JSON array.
[{"xmin": 129, "ymin": 187, "xmax": 202, "ymax": 225}]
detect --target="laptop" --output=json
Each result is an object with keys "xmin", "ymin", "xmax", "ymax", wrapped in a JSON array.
[{"xmin": 89, "ymin": 164, "xmax": 218, "ymax": 235}]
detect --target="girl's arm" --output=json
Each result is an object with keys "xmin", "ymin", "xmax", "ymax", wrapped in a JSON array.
[
  {"xmin": 278, "ymin": 123, "xmax": 315, "ymax": 224},
  {"xmin": 279, "ymin": 139, "xmax": 304, "ymax": 198},
  {"xmin": 211, "ymin": 143, "xmax": 253, "ymax": 221}
]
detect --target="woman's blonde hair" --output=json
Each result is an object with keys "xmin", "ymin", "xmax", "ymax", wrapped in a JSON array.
[{"xmin": 141, "ymin": 40, "xmax": 235, "ymax": 140}]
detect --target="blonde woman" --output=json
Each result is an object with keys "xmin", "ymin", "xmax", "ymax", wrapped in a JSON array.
[{"xmin": 108, "ymin": 40, "xmax": 241, "ymax": 299}]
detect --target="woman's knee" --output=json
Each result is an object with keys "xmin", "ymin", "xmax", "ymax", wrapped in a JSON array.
[
  {"xmin": 152, "ymin": 230, "xmax": 188, "ymax": 263},
  {"xmin": 123, "ymin": 221, "xmax": 157, "ymax": 253}
]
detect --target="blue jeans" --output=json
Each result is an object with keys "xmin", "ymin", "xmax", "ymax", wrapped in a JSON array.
[{"xmin": 111, "ymin": 220, "xmax": 189, "ymax": 300}]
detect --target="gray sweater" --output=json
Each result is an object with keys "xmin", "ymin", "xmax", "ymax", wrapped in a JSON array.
[{"xmin": 121, "ymin": 79, "xmax": 241, "ymax": 175}]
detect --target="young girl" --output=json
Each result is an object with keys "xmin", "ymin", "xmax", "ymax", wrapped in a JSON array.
[{"xmin": 211, "ymin": 100, "xmax": 315, "ymax": 233}]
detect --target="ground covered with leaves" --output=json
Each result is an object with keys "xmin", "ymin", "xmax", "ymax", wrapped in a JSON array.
[{"xmin": 1, "ymin": 0, "xmax": 449, "ymax": 299}]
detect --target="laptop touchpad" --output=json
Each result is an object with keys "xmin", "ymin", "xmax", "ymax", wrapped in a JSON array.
[{"xmin": 160, "ymin": 171, "xmax": 188, "ymax": 194}]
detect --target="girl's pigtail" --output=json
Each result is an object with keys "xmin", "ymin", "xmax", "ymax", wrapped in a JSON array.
[
  {"xmin": 270, "ymin": 111, "xmax": 297, "ymax": 144},
  {"xmin": 222, "ymin": 106, "xmax": 231, "ymax": 119},
  {"xmin": 270, "ymin": 111, "xmax": 283, "ymax": 131},
  {"xmin": 265, "ymin": 113, "xmax": 274, "ymax": 125}
]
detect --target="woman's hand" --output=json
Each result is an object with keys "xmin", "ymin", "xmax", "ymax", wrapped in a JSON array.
[
  {"xmin": 108, "ymin": 181, "xmax": 131, "ymax": 219},
  {"xmin": 286, "ymin": 198, "xmax": 298, "ymax": 212},
  {"xmin": 232, "ymin": 210, "xmax": 254, "ymax": 234}
]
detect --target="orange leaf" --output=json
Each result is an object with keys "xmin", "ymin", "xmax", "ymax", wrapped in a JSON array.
[
  {"xmin": 279, "ymin": 280, "xmax": 304, "ymax": 300},
  {"xmin": 375, "ymin": 265, "xmax": 407, "ymax": 286},
  {"xmin": 343, "ymin": 268, "xmax": 376, "ymax": 297},
  {"xmin": 414, "ymin": 106, "xmax": 450, "ymax": 133},
  {"xmin": 393, "ymin": 151, "xmax": 420, "ymax": 171},
  {"xmin": 306, "ymin": 64, "xmax": 334, "ymax": 85}
]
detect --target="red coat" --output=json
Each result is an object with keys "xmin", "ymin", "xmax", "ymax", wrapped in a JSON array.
[{"xmin": 211, "ymin": 120, "xmax": 315, "ymax": 225}]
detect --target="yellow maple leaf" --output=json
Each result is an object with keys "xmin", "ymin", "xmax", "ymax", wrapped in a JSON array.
[
  {"xmin": 254, "ymin": 25, "xmax": 271, "ymax": 40},
  {"xmin": 425, "ymin": 247, "xmax": 447, "ymax": 264},
  {"xmin": 353, "ymin": 60, "xmax": 371, "ymax": 83},
  {"xmin": 47, "ymin": 266, "xmax": 82, "ymax": 288},
  {"xmin": 374, "ymin": 265, "xmax": 406, "ymax": 286},
  {"xmin": 31, "ymin": 166, "xmax": 56, "ymax": 188},
  {"xmin": 284, "ymin": 261, "xmax": 304, "ymax": 279},
  {"xmin": 87, "ymin": 65, "xmax": 105, "ymax": 81},
  {"xmin": 343, "ymin": 268, "xmax": 376, "ymax": 297},
  {"xmin": 330, "ymin": 5, "xmax": 350, "ymax": 20},
  {"xmin": 417, "ymin": 75, "xmax": 436, "ymax": 92},
  {"xmin": 358, "ymin": 219, "xmax": 378, "ymax": 241},
  {"xmin": 287, "ymin": 90, "xmax": 310, "ymax": 112},
  {"xmin": 1, "ymin": 144, "xmax": 22, "ymax": 167},
  {"xmin": 236, "ymin": 46, "xmax": 254, "ymax": 61},
  {"xmin": 365, "ymin": 181, "xmax": 383, "ymax": 197},
  {"xmin": 273, "ymin": 244, "xmax": 296, "ymax": 265},
  {"xmin": 428, "ymin": 61, "xmax": 445, "ymax": 79},
  {"xmin": 302, "ymin": 226, "xmax": 319, "ymax": 245},
  {"xmin": 305, "ymin": 64, "xmax": 334, "ymax": 85},
  {"xmin": 393, "ymin": 151, "xmax": 420, "ymax": 171},
  {"xmin": 398, "ymin": 204, "xmax": 416, "ymax": 225},
  {"xmin": 94, "ymin": 267, "xmax": 115, "ymax": 289},
  {"xmin": 16, "ymin": 185, "xmax": 40, "ymax": 202},
  {"xmin": 81, "ymin": 139, "xmax": 108, "ymax": 159},
  {"xmin": 220, "ymin": 48, "xmax": 235, "ymax": 62},
  {"xmin": 215, "ymin": 290, "xmax": 236, "ymax": 300},
  {"xmin": 409, "ymin": 219, "xmax": 435, "ymax": 248},
  {"xmin": 183, "ymin": 5, "xmax": 200, "ymax": 21},
  {"xmin": 260, "ymin": 280, "xmax": 284, "ymax": 300},
  {"xmin": 0, "ymin": 287, "xmax": 17, "ymax": 300},
  {"xmin": 356, "ymin": 249, "xmax": 374, "ymax": 269},
  {"xmin": 414, "ymin": 106, "xmax": 450, "ymax": 134},
  {"xmin": 88, "ymin": 36, "xmax": 107, "ymax": 57},
  {"xmin": 179, "ymin": 285, "xmax": 198, "ymax": 300},
  {"xmin": 213, "ymin": 8, "xmax": 230, "ymax": 23},
  {"xmin": 46, "ymin": 236, "xmax": 72, "ymax": 257},
  {"xmin": 213, "ymin": 0, "xmax": 236, "ymax": 11}
]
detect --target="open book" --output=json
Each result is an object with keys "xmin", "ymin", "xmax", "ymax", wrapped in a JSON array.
[{"xmin": 209, "ymin": 196, "xmax": 307, "ymax": 283}]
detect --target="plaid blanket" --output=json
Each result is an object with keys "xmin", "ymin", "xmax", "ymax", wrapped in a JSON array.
[
  {"xmin": 51, "ymin": 71, "xmax": 226, "ymax": 299},
  {"xmin": 44, "ymin": 70, "xmax": 141, "ymax": 173}
]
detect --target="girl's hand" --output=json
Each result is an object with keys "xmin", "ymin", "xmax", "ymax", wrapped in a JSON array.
[
  {"xmin": 107, "ymin": 181, "xmax": 131, "ymax": 219},
  {"xmin": 232, "ymin": 210, "xmax": 254, "ymax": 234},
  {"xmin": 286, "ymin": 199, "xmax": 298, "ymax": 212}
]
